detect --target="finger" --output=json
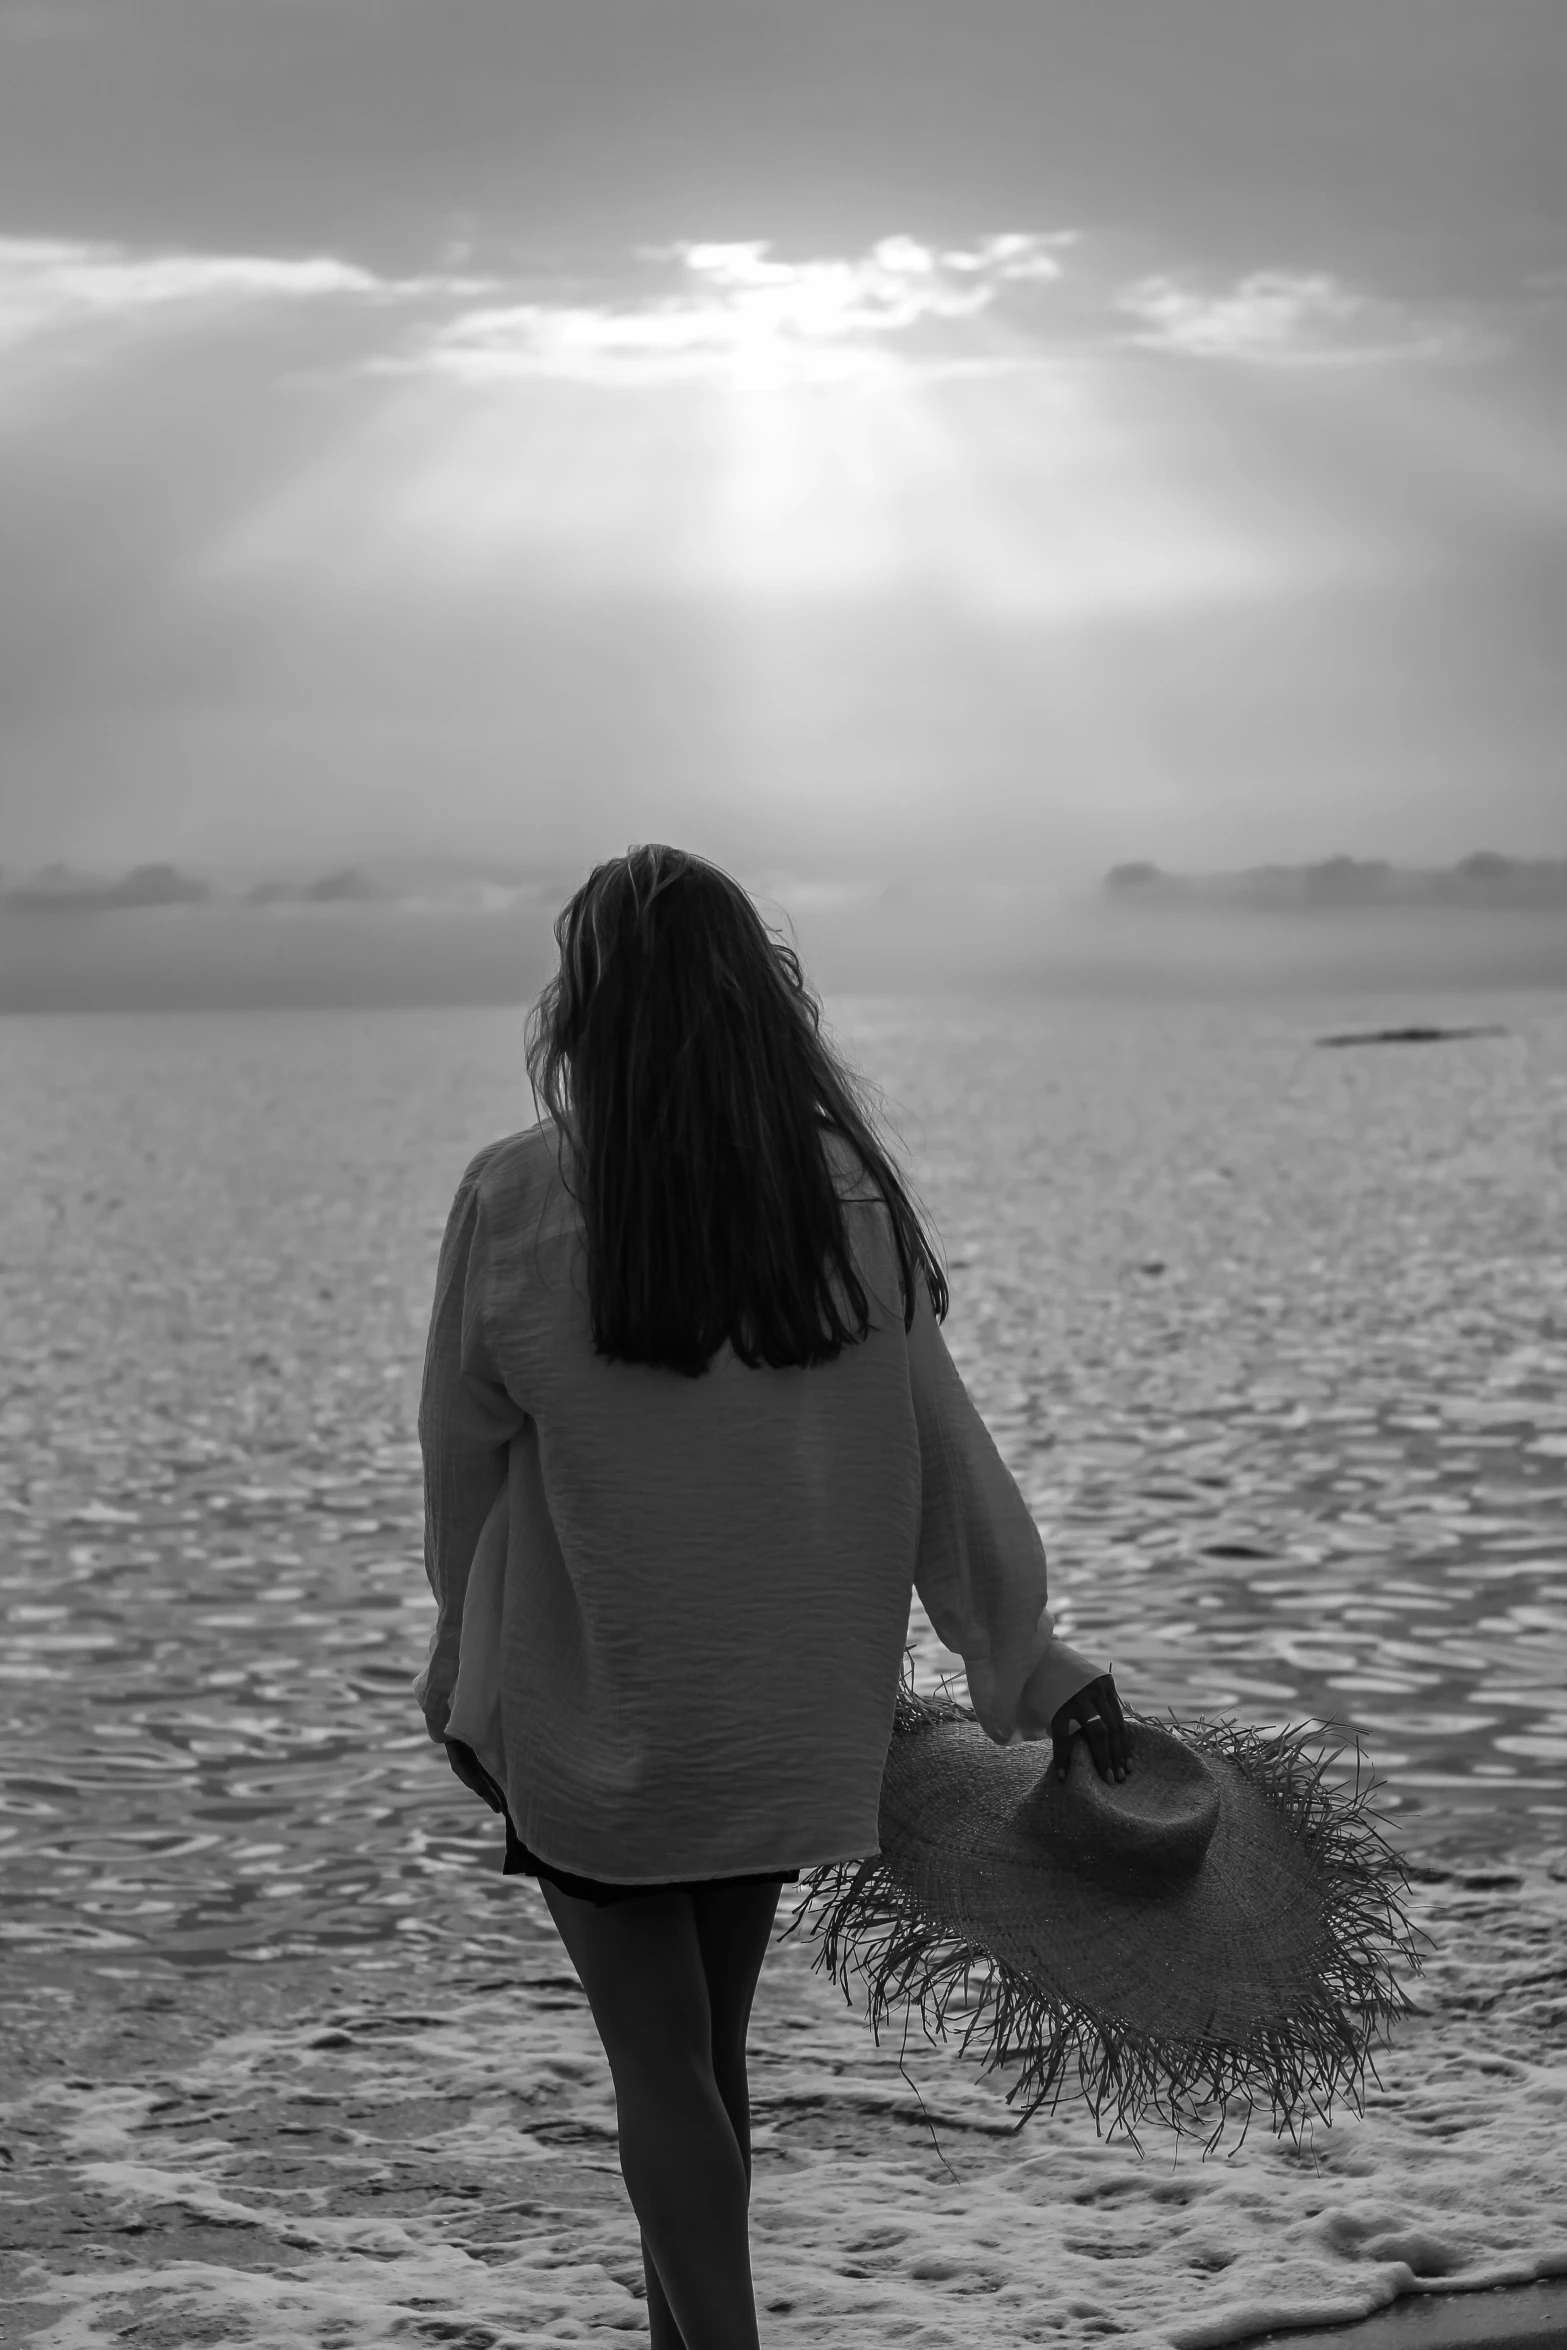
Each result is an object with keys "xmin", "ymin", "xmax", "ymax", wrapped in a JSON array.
[
  {"xmin": 1081, "ymin": 1713, "xmax": 1115, "ymax": 1784},
  {"xmin": 1080, "ymin": 1701, "xmax": 1127, "ymax": 1785},
  {"xmin": 1099, "ymin": 1679, "xmax": 1132, "ymax": 1775},
  {"xmin": 1052, "ymin": 1728, "xmax": 1075, "ymax": 1782}
]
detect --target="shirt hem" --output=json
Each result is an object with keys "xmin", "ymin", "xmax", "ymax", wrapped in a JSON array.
[{"xmin": 515, "ymin": 1838, "xmax": 879, "ymax": 1887}]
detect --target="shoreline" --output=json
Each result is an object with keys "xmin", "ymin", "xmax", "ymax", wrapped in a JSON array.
[
  {"xmin": 1227, "ymin": 2278, "xmax": 1567, "ymax": 2350},
  {"xmin": 5, "ymin": 1857, "xmax": 1565, "ymax": 2350}
]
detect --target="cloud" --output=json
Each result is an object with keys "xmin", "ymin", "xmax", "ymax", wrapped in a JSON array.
[
  {"xmin": 0, "ymin": 227, "xmax": 1075, "ymax": 387},
  {"xmin": 0, "ymin": 228, "xmax": 1479, "ymax": 394},
  {"xmin": 1117, "ymin": 269, "xmax": 1480, "ymax": 366},
  {"xmin": 0, "ymin": 235, "xmax": 381, "ymax": 350},
  {"xmin": 408, "ymin": 232, "xmax": 1074, "ymax": 385},
  {"xmin": 392, "ymin": 238, "xmax": 1479, "ymax": 388}
]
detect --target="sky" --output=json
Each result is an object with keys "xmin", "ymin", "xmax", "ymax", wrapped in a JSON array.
[{"xmin": 0, "ymin": 0, "xmax": 1564, "ymax": 898}]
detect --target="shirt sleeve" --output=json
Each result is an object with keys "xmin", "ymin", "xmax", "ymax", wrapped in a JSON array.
[
  {"xmin": 414, "ymin": 1154, "xmax": 526, "ymax": 1743},
  {"xmin": 907, "ymin": 1271, "xmax": 1105, "ymax": 1745}
]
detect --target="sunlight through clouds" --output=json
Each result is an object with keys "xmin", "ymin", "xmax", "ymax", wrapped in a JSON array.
[
  {"xmin": 0, "ymin": 0, "xmax": 1557, "ymax": 894},
  {"xmin": 0, "ymin": 218, "xmax": 1499, "ymax": 642},
  {"xmin": 1, "ymin": 204, "xmax": 1550, "ymax": 882},
  {"xmin": 408, "ymin": 232, "xmax": 1076, "ymax": 386},
  {"xmin": 192, "ymin": 227, "xmax": 1358, "ymax": 625},
  {"xmin": 212, "ymin": 337, "xmax": 1310, "ymax": 629}
]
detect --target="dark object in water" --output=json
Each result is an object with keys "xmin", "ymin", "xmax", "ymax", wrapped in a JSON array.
[{"xmin": 1316, "ymin": 1025, "xmax": 1507, "ymax": 1048}]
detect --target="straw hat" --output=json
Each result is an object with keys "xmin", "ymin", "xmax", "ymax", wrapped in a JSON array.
[{"xmin": 783, "ymin": 1678, "xmax": 1423, "ymax": 2150}]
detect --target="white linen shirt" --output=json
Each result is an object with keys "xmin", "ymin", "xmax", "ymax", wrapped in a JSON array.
[{"xmin": 414, "ymin": 1120, "xmax": 1104, "ymax": 1885}]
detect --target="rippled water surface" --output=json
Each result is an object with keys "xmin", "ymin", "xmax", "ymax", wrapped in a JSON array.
[{"xmin": 2, "ymin": 992, "xmax": 1565, "ymax": 1975}]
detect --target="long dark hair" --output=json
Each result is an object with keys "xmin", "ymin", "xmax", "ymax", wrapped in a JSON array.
[{"xmin": 524, "ymin": 845, "xmax": 949, "ymax": 1377}]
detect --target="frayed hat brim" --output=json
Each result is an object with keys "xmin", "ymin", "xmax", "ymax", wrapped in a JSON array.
[{"xmin": 779, "ymin": 1675, "xmax": 1426, "ymax": 2153}]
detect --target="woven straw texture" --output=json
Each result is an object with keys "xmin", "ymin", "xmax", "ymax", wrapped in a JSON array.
[{"xmin": 782, "ymin": 1676, "xmax": 1424, "ymax": 2152}]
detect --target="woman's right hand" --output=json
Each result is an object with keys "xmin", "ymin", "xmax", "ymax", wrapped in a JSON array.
[{"xmin": 1050, "ymin": 1675, "xmax": 1132, "ymax": 1785}]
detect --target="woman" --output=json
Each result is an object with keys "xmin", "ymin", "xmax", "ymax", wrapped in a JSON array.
[{"xmin": 416, "ymin": 844, "xmax": 1130, "ymax": 2350}]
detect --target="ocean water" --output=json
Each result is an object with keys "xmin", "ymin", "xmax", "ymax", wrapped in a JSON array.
[{"xmin": 3, "ymin": 990, "xmax": 1565, "ymax": 2349}]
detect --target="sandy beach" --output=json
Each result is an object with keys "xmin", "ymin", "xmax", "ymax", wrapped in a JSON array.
[{"xmin": 4, "ymin": 995, "xmax": 1565, "ymax": 2346}]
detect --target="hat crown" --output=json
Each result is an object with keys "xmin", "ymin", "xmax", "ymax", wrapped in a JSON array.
[{"xmin": 1015, "ymin": 1722, "xmax": 1220, "ymax": 1884}]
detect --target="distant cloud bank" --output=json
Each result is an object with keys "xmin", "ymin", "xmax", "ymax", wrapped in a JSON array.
[
  {"xmin": 2, "ymin": 854, "xmax": 1563, "ymax": 1012},
  {"xmin": 0, "ymin": 862, "xmax": 546, "ymax": 918},
  {"xmin": 0, "ymin": 861, "xmax": 212, "ymax": 913},
  {"xmin": 9, "ymin": 852, "xmax": 1565, "ymax": 926},
  {"xmin": 1103, "ymin": 855, "xmax": 1567, "ymax": 912}
]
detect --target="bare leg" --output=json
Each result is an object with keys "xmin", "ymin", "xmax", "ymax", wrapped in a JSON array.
[
  {"xmin": 540, "ymin": 1879, "xmax": 778, "ymax": 2350},
  {"xmin": 636, "ymin": 1878, "xmax": 782, "ymax": 2344},
  {"xmin": 638, "ymin": 2227, "xmax": 682, "ymax": 2350},
  {"xmin": 692, "ymin": 1876, "xmax": 783, "ymax": 2193}
]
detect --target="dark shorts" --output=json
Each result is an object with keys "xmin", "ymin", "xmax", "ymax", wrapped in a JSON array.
[{"xmin": 447, "ymin": 1739, "xmax": 800, "ymax": 1910}]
